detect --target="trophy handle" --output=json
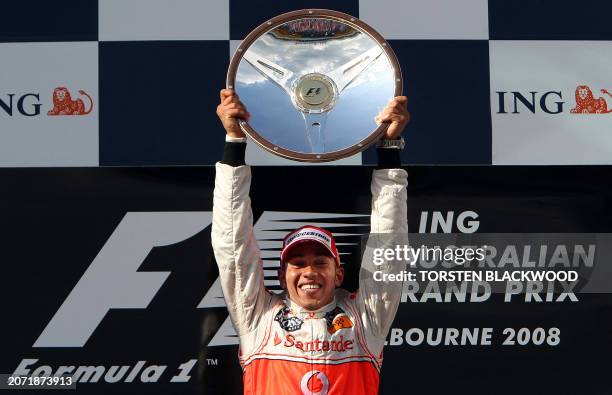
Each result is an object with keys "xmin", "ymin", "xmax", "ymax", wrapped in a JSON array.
[
  {"xmin": 328, "ymin": 46, "xmax": 384, "ymax": 93},
  {"xmin": 242, "ymin": 50, "xmax": 295, "ymax": 95}
]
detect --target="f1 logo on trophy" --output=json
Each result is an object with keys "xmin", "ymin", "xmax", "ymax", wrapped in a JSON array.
[{"xmin": 227, "ymin": 9, "xmax": 403, "ymax": 162}]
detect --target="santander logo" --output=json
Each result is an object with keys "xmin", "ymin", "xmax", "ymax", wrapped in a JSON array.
[{"xmin": 282, "ymin": 334, "xmax": 353, "ymax": 353}]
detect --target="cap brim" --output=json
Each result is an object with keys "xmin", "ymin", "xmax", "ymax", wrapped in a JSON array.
[{"xmin": 281, "ymin": 238, "xmax": 338, "ymax": 265}]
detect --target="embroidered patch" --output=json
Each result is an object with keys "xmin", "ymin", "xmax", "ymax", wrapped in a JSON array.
[
  {"xmin": 324, "ymin": 306, "xmax": 353, "ymax": 334},
  {"xmin": 274, "ymin": 306, "xmax": 304, "ymax": 332}
]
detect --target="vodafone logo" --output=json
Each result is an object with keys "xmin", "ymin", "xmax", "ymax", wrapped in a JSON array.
[{"xmin": 300, "ymin": 370, "xmax": 329, "ymax": 395}]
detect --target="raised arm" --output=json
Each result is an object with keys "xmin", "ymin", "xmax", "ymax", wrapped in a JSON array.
[
  {"xmin": 357, "ymin": 96, "xmax": 410, "ymax": 340},
  {"xmin": 211, "ymin": 89, "xmax": 270, "ymax": 335}
]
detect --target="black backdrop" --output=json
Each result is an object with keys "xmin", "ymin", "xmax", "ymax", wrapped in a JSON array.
[{"xmin": 1, "ymin": 165, "xmax": 611, "ymax": 394}]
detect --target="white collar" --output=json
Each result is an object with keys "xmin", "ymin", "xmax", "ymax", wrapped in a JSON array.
[{"xmin": 284, "ymin": 293, "xmax": 338, "ymax": 317}]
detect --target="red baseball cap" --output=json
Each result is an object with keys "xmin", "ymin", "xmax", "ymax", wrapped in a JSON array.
[{"xmin": 280, "ymin": 225, "xmax": 340, "ymax": 266}]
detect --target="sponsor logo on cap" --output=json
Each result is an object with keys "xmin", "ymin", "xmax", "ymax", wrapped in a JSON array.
[{"xmin": 285, "ymin": 228, "xmax": 332, "ymax": 247}]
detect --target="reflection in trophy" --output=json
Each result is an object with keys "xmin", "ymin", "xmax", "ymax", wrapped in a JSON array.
[{"xmin": 227, "ymin": 9, "xmax": 402, "ymax": 162}]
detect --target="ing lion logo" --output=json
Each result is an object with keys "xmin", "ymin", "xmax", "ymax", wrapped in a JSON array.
[
  {"xmin": 47, "ymin": 87, "xmax": 93, "ymax": 116},
  {"xmin": 570, "ymin": 85, "xmax": 612, "ymax": 114}
]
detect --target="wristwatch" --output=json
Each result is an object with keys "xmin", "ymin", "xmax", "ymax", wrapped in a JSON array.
[{"xmin": 376, "ymin": 137, "xmax": 405, "ymax": 150}]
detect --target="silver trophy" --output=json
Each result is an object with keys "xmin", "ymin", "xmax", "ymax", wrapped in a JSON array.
[{"xmin": 227, "ymin": 9, "xmax": 402, "ymax": 162}]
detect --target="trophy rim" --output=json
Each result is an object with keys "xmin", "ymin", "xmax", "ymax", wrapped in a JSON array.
[{"xmin": 227, "ymin": 8, "xmax": 403, "ymax": 163}]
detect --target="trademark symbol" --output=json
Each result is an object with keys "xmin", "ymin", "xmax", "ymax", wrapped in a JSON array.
[{"xmin": 206, "ymin": 358, "xmax": 218, "ymax": 366}]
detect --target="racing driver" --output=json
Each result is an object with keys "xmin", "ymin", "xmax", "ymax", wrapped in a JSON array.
[{"xmin": 212, "ymin": 88, "xmax": 410, "ymax": 394}]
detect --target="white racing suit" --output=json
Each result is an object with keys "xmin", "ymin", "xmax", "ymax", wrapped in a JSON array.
[{"xmin": 212, "ymin": 163, "xmax": 408, "ymax": 395}]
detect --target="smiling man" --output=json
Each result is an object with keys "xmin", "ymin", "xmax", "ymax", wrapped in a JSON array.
[
  {"xmin": 212, "ymin": 88, "xmax": 409, "ymax": 395},
  {"xmin": 280, "ymin": 226, "xmax": 343, "ymax": 312}
]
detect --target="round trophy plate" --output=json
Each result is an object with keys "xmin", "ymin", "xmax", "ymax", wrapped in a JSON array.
[{"xmin": 227, "ymin": 9, "xmax": 402, "ymax": 162}]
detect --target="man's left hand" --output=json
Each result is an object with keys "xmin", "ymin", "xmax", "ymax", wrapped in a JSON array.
[{"xmin": 374, "ymin": 96, "xmax": 410, "ymax": 139}]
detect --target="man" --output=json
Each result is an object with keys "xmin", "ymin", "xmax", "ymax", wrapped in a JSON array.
[{"xmin": 212, "ymin": 88, "xmax": 409, "ymax": 394}]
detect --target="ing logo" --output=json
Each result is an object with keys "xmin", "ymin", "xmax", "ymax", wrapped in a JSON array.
[
  {"xmin": 47, "ymin": 87, "xmax": 93, "ymax": 116},
  {"xmin": 495, "ymin": 84, "xmax": 611, "ymax": 115},
  {"xmin": 570, "ymin": 85, "xmax": 612, "ymax": 114},
  {"xmin": 0, "ymin": 86, "xmax": 94, "ymax": 117}
]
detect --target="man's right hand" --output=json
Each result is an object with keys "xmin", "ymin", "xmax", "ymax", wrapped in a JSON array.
[{"xmin": 216, "ymin": 88, "xmax": 250, "ymax": 139}]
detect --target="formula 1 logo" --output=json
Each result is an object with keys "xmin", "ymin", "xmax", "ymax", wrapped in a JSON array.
[
  {"xmin": 34, "ymin": 211, "xmax": 364, "ymax": 348},
  {"xmin": 301, "ymin": 370, "xmax": 329, "ymax": 395},
  {"xmin": 570, "ymin": 85, "xmax": 612, "ymax": 114},
  {"xmin": 47, "ymin": 86, "xmax": 93, "ymax": 116},
  {"xmin": 304, "ymin": 87, "xmax": 322, "ymax": 97}
]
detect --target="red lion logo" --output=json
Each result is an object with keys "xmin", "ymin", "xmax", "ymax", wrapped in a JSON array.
[
  {"xmin": 570, "ymin": 85, "xmax": 612, "ymax": 114},
  {"xmin": 47, "ymin": 87, "xmax": 93, "ymax": 116}
]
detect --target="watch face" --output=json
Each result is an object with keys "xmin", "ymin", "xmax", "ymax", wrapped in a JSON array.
[
  {"xmin": 378, "ymin": 138, "xmax": 404, "ymax": 149},
  {"xmin": 227, "ymin": 9, "xmax": 403, "ymax": 162}
]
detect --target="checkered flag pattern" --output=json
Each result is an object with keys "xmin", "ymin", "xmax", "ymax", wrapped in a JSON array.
[{"xmin": 1, "ymin": 0, "xmax": 611, "ymax": 166}]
